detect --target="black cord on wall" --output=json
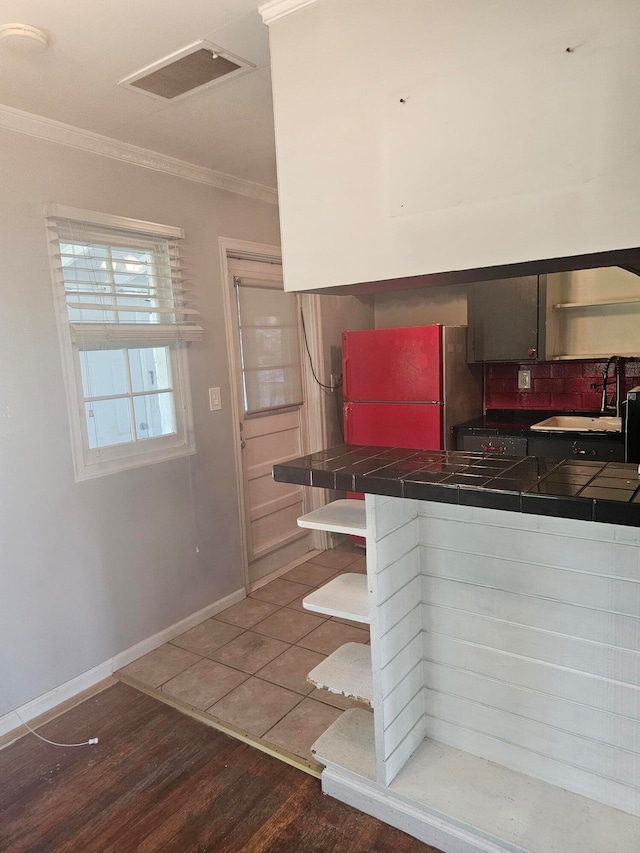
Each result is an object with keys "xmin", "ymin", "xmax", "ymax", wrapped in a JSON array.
[{"xmin": 300, "ymin": 306, "xmax": 344, "ymax": 441}]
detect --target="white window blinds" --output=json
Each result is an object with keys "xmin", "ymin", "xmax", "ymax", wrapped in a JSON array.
[
  {"xmin": 45, "ymin": 204, "xmax": 198, "ymax": 480},
  {"xmin": 235, "ymin": 277, "xmax": 304, "ymax": 416},
  {"xmin": 45, "ymin": 209, "xmax": 203, "ymax": 347}
]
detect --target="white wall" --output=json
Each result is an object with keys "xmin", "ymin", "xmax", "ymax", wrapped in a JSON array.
[
  {"xmin": 268, "ymin": 0, "xmax": 640, "ymax": 292},
  {"xmin": 0, "ymin": 128, "xmax": 281, "ymax": 712}
]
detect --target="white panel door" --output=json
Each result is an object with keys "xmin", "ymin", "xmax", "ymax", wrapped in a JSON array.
[
  {"xmin": 228, "ymin": 257, "xmax": 312, "ymax": 585},
  {"xmin": 242, "ymin": 408, "xmax": 309, "ymax": 577}
]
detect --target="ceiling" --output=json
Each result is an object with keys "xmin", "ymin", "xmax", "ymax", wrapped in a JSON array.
[{"xmin": 0, "ymin": 0, "xmax": 278, "ymax": 189}]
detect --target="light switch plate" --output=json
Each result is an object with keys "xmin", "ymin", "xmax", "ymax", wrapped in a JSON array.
[
  {"xmin": 208, "ymin": 387, "xmax": 222, "ymax": 411},
  {"xmin": 518, "ymin": 369, "xmax": 531, "ymax": 390}
]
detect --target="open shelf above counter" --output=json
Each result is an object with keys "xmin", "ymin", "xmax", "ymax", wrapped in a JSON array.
[
  {"xmin": 553, "ymin": 296, "xmax": 640, "ymax": 309},
  {"xmin": 551, "ymin": 351, "xmax": 640, "ymax": 359},
  {"xmin": 307, "ymin": 642, "xmax": 372, "ymax": 706},
  {"xmin": 545, "ymin": 267, "xmax": 640, "ymax": 359},
  {"xmin": 302, "ymin": 573, "xmax": 369, "ymax": 623},
  {"xmin": 296, "ymin": 499, "xmax": 367, "ymax": 536}
]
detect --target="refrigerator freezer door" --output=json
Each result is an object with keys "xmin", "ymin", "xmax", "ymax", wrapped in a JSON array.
[
  {"xmin": 342, "ymin": 326, "xmax": 442, "ymax": 402},
  {"xmin": 344, "ymin": 402, "xmax": 442, "ymax": 450}
]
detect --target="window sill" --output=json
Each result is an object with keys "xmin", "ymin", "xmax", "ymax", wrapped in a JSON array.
[{"xmin": 74, "ymin": 442, "xmax": 196, "ymax": 481}]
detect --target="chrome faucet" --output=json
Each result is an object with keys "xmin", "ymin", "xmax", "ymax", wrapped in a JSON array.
[{"xmin": 598, "ymin": 356, "xmax": 622, "ymax": 417}]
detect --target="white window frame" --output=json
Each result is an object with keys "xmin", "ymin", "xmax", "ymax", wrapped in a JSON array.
[{"xmin": 45, "ymin": 204, "xmax": 198, "ymax": 481}]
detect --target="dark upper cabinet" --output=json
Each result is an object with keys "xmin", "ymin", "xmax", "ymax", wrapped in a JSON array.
[{"xmin": 467, "ymin": 275, "xmax": 547, "ymax": 362}]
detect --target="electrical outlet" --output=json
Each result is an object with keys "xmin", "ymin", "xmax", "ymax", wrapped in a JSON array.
[
  {"xmin": 518, "ymin": 369, "xmax": 531, "ymax": 390},
  {"xmin": 330, "ymin": 373, "xmax": 342, "ymax": 391}
]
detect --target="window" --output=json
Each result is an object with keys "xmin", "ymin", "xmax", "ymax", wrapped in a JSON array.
[
  {"xmin": 234, "ymin": 277, "xmax": 303, "ymax": 416},
  {"xmin": 45, "ymin": 205, "xmax": 202, "ymax": 480}
]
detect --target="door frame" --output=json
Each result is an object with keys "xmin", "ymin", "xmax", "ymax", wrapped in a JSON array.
[{"xmin": 219, "ymin": 237, "xmax": 329, "ymax": 592}]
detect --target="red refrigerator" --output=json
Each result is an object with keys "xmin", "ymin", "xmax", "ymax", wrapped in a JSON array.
[{"xmin": 342, "ymin": 325, "xmax": 482, "ymax": 451}]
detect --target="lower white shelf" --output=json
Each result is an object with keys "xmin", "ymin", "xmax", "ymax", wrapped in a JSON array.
[
  {"xmin": 312, "ymin": 711, "xmax": 640, "ymax": 853},
  {"xmin": 296, "ymin": 499, "xmax": 367, "ymax": 536},
  {"xmin": 312, "ymin": 708, "xmax": 376, "ymax": 781},
  {"xmin": 307, "ymin": 642, "xmax": 372, "ymax": 706},
  {"xmin": 302, "ymin": 573, "xmax": 369, "ymax": 623}
]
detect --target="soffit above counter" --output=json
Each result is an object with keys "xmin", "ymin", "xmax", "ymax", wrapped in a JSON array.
[
  {"xmin": 264, "ymin": 2, "xmax": 640, "ymax": 293},
  {"xmin": 294, "ymin": 247, "xmax": 640, "ymax": 296}
]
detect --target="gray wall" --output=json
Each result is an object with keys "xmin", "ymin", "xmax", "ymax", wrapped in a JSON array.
[
  {"xmin": 0, "ymin": 129, "xmax": 281, "ymax": 712},
  {"xmin": 320, "ymin": 295, "xmax": 375, "ymax": 445},
  {"xmin": 374, "ymin": 283, "xmax": 468, "ymax": 329}
]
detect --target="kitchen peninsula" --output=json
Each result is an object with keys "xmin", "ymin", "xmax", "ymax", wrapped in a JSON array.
[{"xmin": 274, "ymin": 445, "xmax": 640, "ymax": 853}]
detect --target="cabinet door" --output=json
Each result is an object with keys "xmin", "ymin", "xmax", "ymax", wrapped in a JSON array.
[{"xmin": 468, "ymin": 276, "xmax": 544, "ymax": 362}]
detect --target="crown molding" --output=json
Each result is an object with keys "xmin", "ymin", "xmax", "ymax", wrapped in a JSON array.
[
  {"xmin": 0, "ymin": 104, "xmax": 278, "ymax": 205},
  {"xmin": 259, "ymin": 0, "xmax": 320, "ymax": 25}
]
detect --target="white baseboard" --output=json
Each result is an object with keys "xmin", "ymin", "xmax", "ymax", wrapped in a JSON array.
[
  {"xmin": 321, "ymin": 769, "xmax": 520, "ymax": 853},
  {"xmin": 0, "ymin": 587, "xmax": 245, "ymax": 739},
  {"xmin": 110, "ymin": 588, "xmax": 245, "ymax": 671}
]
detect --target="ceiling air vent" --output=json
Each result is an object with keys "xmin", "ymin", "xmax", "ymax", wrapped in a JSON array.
[{"xmin": 118, "ymin": 40, "xmax": 255, "ymax": 101}]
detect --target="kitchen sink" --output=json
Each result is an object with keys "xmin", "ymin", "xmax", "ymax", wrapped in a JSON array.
[{"xmin": 530, "ymin": 415, "xmax": 622, "ymax": 433}]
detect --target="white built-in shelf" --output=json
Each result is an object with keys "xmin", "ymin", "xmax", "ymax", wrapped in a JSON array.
[
  {"xmin": 552, "ymin": 351, "xmax": 640, "ymax": 360},
  {"xmin": 554, "ymin": 296, "xmax": 640, "ymax": 310},
  {"xmin": 312, "ymin": 708, "xmax": 376, "ymax": 780},
  {"xmin": 307, "ymin": 642, "xmax": 372, "ymax": 705},
  {"xmin": 297, "ymin": 499, "xmax": 367, "ymax": 536},
  {"xmin": 312, "ymin": 710, "xmax": 640, "ymax": 853},
  {"xmin": 303, "ymin": 573, "xmax": 369, "ymax": 623}
]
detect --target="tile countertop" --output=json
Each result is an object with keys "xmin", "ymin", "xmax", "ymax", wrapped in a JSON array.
[{"xmin": 273, "ymin": 444, "xmax": 640, "ymax": 527}]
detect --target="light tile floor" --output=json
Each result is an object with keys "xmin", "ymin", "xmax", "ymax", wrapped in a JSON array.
[{"xmin": 117, "ymin": 546, "xmax": 370, "ymax": 772}]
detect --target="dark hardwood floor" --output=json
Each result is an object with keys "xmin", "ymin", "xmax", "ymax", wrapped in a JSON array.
[{"xmin": 0, "ymin": 683, "xmax": 437, "ymax": 852}]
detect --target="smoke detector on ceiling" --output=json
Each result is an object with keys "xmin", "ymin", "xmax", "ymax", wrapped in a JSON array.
[
  {"xmin": 118, "ymin": 40, "xmax": 255, "ymax": 101},
  {"xmin": 0, "ymin": 23, "xmax": 49, "ymax": 53}
]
